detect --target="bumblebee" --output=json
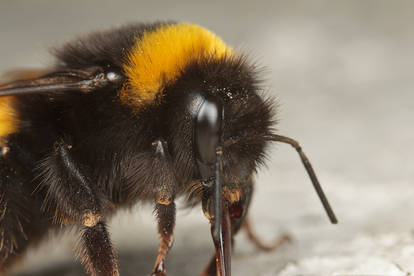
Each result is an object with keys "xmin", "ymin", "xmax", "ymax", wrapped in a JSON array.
[{"xmin": 0, "ymin": 22, "xmax": 336, "ymax": 276}]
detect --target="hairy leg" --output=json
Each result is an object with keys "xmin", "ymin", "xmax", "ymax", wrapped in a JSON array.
[
  {"xmin": 0, "ymin": 152, "xmax": 48, "ymax": 274},
  {"xmin": 37, "ymin": 138, "xmax": 119, "ymax": 275},
  {"xmin": 37, "ymin": 139, "xmax": 104, "ymax": 226},
  {"xmin": 151, "ymin": 139, "xmax": 177, "ymax": 276},
  {"xmin": 152, "ymin": 203, "xmax": 176, "ymax": 276},
  {"xmin": 78, "ymin": 222, "xmax": 119, "ymax": 276}
]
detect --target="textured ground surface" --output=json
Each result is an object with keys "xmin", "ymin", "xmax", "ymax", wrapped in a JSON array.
[{"xmin": 1, "ymin": 1, "xmax": 413, "ymax": 275}]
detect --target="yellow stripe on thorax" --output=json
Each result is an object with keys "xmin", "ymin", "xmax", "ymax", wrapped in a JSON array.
[
  {"xmin": 120, "ymin": 23, "xmax": 233, "ymax": 108},
  {"xmin": 0, "ymin": 97, "xmax": 19, "ymax": 143}
]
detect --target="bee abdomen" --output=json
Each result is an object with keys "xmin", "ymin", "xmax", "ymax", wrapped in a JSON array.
[{"xmin": 0, "ymin": 97, "xmax": 20, "ymax": 145}]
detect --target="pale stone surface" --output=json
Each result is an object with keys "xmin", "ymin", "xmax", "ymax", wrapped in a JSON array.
[{"xmin": 1, "ymin": 1, "xmax": 413, "ymax": 275}]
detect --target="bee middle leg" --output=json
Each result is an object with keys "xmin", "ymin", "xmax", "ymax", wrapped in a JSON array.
[{"xmin": 151, "ymin": 139, "xmax": 177, "ymax": 276}]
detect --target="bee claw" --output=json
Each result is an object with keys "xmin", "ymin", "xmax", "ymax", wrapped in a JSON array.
[{"xmin": 151, "ymin": 267, "xmax": 166, "ymax": 276}]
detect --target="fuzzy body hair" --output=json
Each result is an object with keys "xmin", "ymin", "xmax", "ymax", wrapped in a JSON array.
[{"xmin": 0, "ymin": 22, "xmax": 276, "ymax": 273}]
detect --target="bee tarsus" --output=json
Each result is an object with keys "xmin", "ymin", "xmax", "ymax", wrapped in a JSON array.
[{"xmin": 80, "ymin": 222, "xmax": 120, "ymax": 276}]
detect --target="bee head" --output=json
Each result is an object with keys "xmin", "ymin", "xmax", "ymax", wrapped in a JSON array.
[{"xmin": 162, "ymin": 55, "xmax": 276, "ymax": 229}]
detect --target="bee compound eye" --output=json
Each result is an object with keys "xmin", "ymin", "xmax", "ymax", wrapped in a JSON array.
[{"xmin": 194, "ymin": 94, "xmax": 224, "ymax": 181}]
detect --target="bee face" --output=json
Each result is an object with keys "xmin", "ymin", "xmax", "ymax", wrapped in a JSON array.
[
  {"xmin": 146, "ymin": 54, "xmax": 275, "ymax": 235},
  {"xmin": 155, "ymin": 55, "xmax": 274, "ymax": 194}
]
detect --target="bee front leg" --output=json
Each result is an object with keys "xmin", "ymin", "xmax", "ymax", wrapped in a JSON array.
[
  {"xmin": 152, "ymin": 202, "xmax": 175, "ymax": 276},
  {"xmin": 201, "ymin": 179, "xmax": 290, "ymax": 276},
  {"xmin": 201, "ymin": 180, "xmax": 251, "ymax": 276},
  {"xmin": 151, "ymin": 139, "xmax": 176, "ymax": 276},
  {"xmin": 238, "ymin": 181, "xmax": 291, "ymax": 253},
  {"xmin": 38, "ymin": 139, "xmax": 119, "ymax": 276}
]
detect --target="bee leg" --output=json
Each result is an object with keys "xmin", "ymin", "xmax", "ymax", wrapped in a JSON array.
[
  {"xmin": 243, "ymin": 218, "xmax": 291, "ymax": 252},
  {"xmin": 39, "ymin": 139, "xmax": 103, "ymax": 227},
  {"xmin": 239, "ymin": 180, "xmax": 291, "ymax": 252},
  {"xmin": 39, "ymin": 140, "xmax": 119, "ymax": 275},
  {"xmin": 79, "ymin": 222, "xmax": 119, "ymax": 276},
  {"xmin": 200, "ymin": 254, "xmax": 218, "ymax": 276},
  {"xmin": 151, "ymin": 139, "xmax": 176, "ymax": 276},
  {"xmin": 201, "ymin": 180, "xmax": 253, "ymax": 276},
  {"xmin": 201, "ymin": 227, "xmax": 233, "ymax": 276},
  {"xmin": 0, "ymin": 190, "xmax": 26, "ymax": 274},
  {"xmin": 0, "ymin": 158, "xmax": 37, "ymax": 274},
  {"xmin": 152, "ymin": 202, "xmax": 176, "ymax": 276}
]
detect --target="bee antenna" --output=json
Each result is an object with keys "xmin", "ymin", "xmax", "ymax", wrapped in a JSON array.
[{"xmin": 268, "ymin": 134, "xmax": 338, "ymax": 224}]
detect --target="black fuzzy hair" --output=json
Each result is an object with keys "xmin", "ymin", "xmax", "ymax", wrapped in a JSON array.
[
  {"xmin": 52, "ymin": 21, "xmax": 174, "ymax": 70},
  {"xmin": 0, "ymin": 21, "xmax": 278, "ymax": 274}
]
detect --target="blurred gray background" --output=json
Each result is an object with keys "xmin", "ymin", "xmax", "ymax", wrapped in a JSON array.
[{"xmin": 1, "ymin": 1, "xmax": 413, "ymax": 275}]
